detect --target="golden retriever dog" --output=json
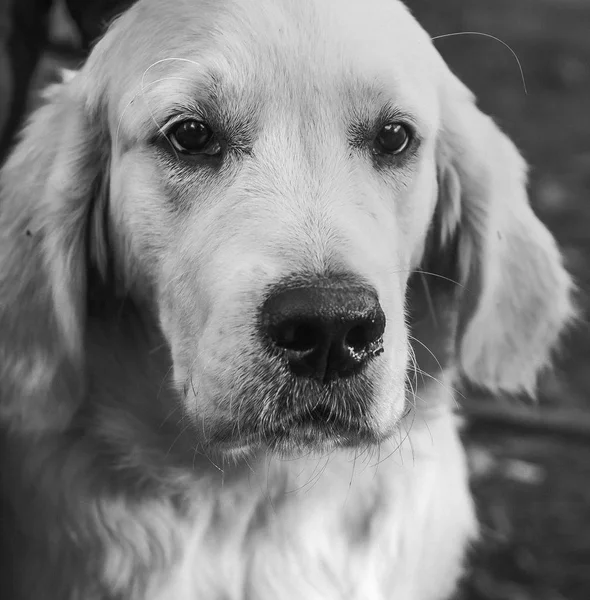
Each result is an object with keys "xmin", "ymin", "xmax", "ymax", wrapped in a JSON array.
[{"xmin": 0, "ymin": 0, "xmax": 573, "ymax": 598}]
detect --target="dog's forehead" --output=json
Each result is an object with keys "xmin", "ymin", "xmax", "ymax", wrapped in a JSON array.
[
  {"xmin": 100, "ymin": 0, "xmax": 441, "ymax": 118},
  {"xmin": 221, "ymin": 0, "xmax": 439, "ymax": 104}
]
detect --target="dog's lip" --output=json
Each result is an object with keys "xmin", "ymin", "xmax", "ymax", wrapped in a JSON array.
[{"xmin": 211, "ymin": 413, "xmax": 378, "ymax": 454}]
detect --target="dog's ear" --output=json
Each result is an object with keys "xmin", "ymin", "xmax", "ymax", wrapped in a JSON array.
[
  {"xmin": 0, "ymin": 71, "xmax": 109, "ymax": 432},
  {"xmin": 433, "ymin": 74, "xmax": 573, "ymax": 395}
]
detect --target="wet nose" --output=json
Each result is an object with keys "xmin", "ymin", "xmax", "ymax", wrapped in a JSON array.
[{"xmin": 260, "ymin": 280, "xmax": 386, "ymax": 382}]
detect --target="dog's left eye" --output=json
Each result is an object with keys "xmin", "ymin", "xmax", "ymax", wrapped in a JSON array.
[
  {"xmin": 169, "ymin": 120, "xmax": 221, "ymax": 156},
  {"xmin": 373, "ymin": 123, "xmax": 411, "ymax": 155}
]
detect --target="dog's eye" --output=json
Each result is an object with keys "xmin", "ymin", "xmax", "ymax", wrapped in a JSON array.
[
  {"xmin": 373, "ymin": 123, "xmax": 411, "ymax": 155},
  {"xmin": 169, "ymin": 120, "xmax": 220, "ymax": 155}
]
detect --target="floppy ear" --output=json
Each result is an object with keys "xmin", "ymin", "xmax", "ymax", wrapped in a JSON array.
[
  {"xmin": 0, "ymin": 72, "xmax": 108, "ymax": 432},
  {"xmin": 434, "ymin": 74, "xmax": 574, "ymax": 395}
]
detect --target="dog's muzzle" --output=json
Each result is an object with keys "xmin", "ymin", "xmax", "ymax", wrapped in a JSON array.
[
  {"xmin": 207, "ymin": 276, "xmax": 390, "ymax": 452},
  {"xmin": 259, "ymin": 277, "xmax": 386, "ymax": 382}
]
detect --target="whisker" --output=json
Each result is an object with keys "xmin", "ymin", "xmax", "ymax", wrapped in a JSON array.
[
  {"xmin": 157, "ymin": 364, "xmax": 175, "ymax": 404},
  {"xmin": 348, "ymin": 449, "xmax": 359, "ymax": 494},
  {"xmin": 165, "ymin": 419, "xmax": 191, "ymax": 457},
  {"xmin": 149, "ymin": 341, "xmax": 170, "ymax": 355},
  {"xmin": 114, "ymin": 76, "xmax": 192, "ymax": 156},
  {"xmin": 138, "ymin": 59, "xmax": 203, "ymax": 161},
  {"xmin": 411, "ymin": 368, "xmax": 464, "ymax": 411},
  {"xmin": 158, "ymin": 402, "xmax": 181, "ymax": 430},
  {"xmin": 371, "ymin": 409, "xmax": 417, "ymax": 469},
  {"xmin": 408, "ymin": 334, "xmax": 444, "ymax": 375},
  {"xmin": 140, "ymin": 82, "xmax": 179, "ymax": 160},
  {"xmin": 193, "ymin": 446, "xmax": 224, "ymax": 473},
  {"xmin": 420, "ymin": 275, "xmax": 438, "ymax": 326},
  {"xmin": 432, "ymin": 31, "xmax": 528, "ymax": 95},
  {"xmin": 411, "ymin": 269, "xmax": 464, "ymax": 288}
]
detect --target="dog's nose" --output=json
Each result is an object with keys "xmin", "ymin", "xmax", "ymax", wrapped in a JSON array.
[{"xmin": 260, "ymin": 282, "xmax": 386, "ymax": 382}]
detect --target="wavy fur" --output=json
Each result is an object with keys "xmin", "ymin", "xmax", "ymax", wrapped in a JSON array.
[{"xmin": 0, "ymin": 1, "xmax": 573, "ymax": 598}]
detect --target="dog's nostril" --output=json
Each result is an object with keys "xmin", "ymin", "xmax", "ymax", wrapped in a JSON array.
[
  {"xmin": 272, "ymin": 321, "xmax": 319, "ymax": 352},
  {"xmin": 346, "ymin": 323, "xmax": 374, "ymax": 351},
  {"xmin": 345, "ymin": 313, "xmax": 386, "ymax": 353},
  {"xmin": 260, "ymin": 278, "xmax": 386, "ymax": 382}
]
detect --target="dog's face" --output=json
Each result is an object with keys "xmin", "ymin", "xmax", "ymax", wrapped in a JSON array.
[
  {"xmin": 100, "ymin": 0, "xmax": 445, "ymax": 453},
  {"xmin": 0, "ymin": 0, "xmax": 573, "ymax": 458}
]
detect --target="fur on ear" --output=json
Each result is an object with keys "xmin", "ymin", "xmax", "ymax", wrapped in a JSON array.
[
  {"xmin": 435, "ymin": 74, "xmax": 574, "ymax": 395},
  {"xmin": 0, "ymin": 71, "xmax": 108, "ymax": 432}
]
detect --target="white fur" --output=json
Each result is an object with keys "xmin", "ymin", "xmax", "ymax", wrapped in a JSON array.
[
  {"xmin": 0, "ymin": 1, "xmax": 572, "ymax": 599},
  {"xmin": 94, "ymin": 383, "xmax": 476, "ymax": 600}
]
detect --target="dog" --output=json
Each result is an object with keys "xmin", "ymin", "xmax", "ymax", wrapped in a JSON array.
[{"xmin": 0, "ymin": 0, "xmax": 573, "ymax": 598}]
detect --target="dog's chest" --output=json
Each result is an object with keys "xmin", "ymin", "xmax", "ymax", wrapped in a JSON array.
[{"xmin": 146, "ymin": 412, "xmax": 476, "ymax": 600}]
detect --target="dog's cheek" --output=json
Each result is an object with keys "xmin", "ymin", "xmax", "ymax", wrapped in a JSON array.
[
  {"xmin": 394, "ymin": 161, "xmax": 440, "ymax": 253},
  {"xmin": 191, "ymin": 296, "xmax": 262, "ymax": 402},
  {"xmin": 109, "ymin": 155, "xmax": 179, "ymax": 283},
  {"xmin": 375, "ymin": 318, "xmax": 411, "ymax": 421},
  {"xmin": 153, "ymin": 263, "xmax": 207, "ymax": 400},
  {"xmin": 160, "ymin": 266, "xmax": 263, "ymax": 417}
]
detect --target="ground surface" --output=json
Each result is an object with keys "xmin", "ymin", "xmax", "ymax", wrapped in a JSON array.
[{"xmin": 37, "ymin": 1, "xmax": 590, "ymax": 599}]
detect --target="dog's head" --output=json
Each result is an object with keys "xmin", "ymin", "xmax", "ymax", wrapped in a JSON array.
[{"xmin": 0, "ymin": 0, "xmax": 572, "ymax": 457}]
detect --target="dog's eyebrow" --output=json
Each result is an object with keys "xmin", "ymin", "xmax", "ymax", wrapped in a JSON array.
[
  {"xmin": 118, "ymin": 68, "xmax": 259, "ymax": 148},
  {"xmin": 342, "ymin": 77, "xmax": 430, "ymax": 129}
]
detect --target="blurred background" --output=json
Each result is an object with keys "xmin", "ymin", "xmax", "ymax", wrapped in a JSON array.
[
  {"xmin": 5, "ymin": 0, "xmax": 590, "ymax": 598},
  {"xmin": 409, "ymin": 2, "xmax": 590, "ymax": 599}
]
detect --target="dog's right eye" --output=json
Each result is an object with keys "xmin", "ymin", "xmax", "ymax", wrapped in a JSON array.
[
  {"xmin": 169, "ymin": 120, "xmax": 221, "ymax": 156},
  {"xmin": 373, "ymin": 122, "xmax": 412, "ymax": 156}
]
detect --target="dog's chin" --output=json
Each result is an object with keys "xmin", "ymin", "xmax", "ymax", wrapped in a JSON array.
[
  {"xmin": 262, "ymin": 425, "xmax": 380, "ymax": 458},
  {"xmin": 209, "ymin": 415, "xmax": 384, "ymax": 460}
]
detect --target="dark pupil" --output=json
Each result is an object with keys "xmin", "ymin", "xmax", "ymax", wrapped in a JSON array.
[
  {"xmin": 377, "ymin": 124, "xmax": 407, "ymax": 153},
  {"xmin": 175, "ymin": 121, "xmax": 212, "ymax": 151}
]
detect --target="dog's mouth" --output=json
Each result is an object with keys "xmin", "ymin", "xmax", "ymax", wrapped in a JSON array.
[
  {"xmin": 205, "ymin": 373, "xmax": 385, "ymax": 456},
  {"xmin": 213, "ymin": 415, "xmax": 379, "ymax": 457},
  {"xmin": 267, "ymin": 424, "xmax": 379, "ymax": 456},
  {"xmin": 267, "ymin": 404, "xmax": 379, "ymax": 453}
]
